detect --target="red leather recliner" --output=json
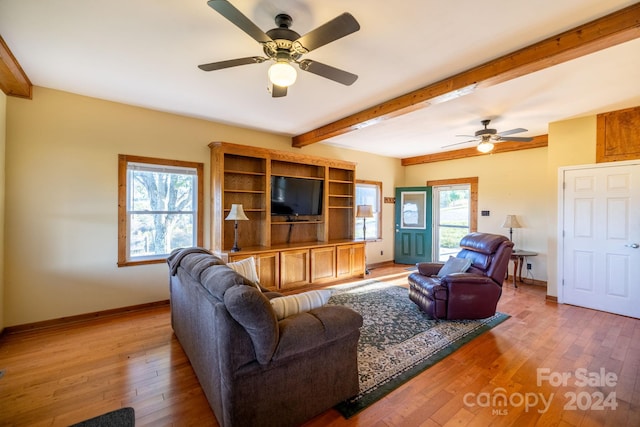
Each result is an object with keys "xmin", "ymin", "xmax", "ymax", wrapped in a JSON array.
[{"xmin": 408, "ymin": 232, "xmax": 513, "ymax": 320}]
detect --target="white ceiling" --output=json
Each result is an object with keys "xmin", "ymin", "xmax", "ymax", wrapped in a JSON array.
[{"xmin": 1, "ymin": 0, "xmax": 639, "ymax": 159}]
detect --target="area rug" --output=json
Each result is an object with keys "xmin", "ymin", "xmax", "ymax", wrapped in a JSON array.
[
  {"xmin": 328, "ymin": 280, "xmax": 509, "ymax": 418},
  {"xmin": 70, "ymin": 407, "xmax": 135, "ymax": 426}
]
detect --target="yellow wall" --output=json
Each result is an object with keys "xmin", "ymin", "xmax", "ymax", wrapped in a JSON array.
[
  {"xmin": 0, "ymin": 90, "xmax": 6, "ymax": 332},
  {"xmin": 546, "ymin": 116, "xmax": 597, "ymax": 297},
  {"xmin": 4, "ymin": 87, "xmax": 400, "ymax": 326},
  {"xmin": 404, "ymin": 147, "xmax": 549, "ymax": 284}
]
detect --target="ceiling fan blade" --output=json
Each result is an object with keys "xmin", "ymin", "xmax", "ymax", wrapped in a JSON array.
[
  {"xmin": 499, "ymin": 136, "xmax": 534, "ymax": 142},
  {"xmin": 298, "ymin": 59, "xmax": 357, "ymax": 86},
  {"xmin": 198, "ymin": 56, "xmax": 266, "ymax": 71},
  {"xmin": 497, "ymin": 127, "xmax": 527, "ymax": 136},
  {"xmin": 455, "ymin": 134, "xmax": 476, "ymax": 138},
  {"xmin": 207, "ymin": 0, "xmax": 273, "ymax": 44},
  {"xmin": 442, "ymin": 139, "xmax": 478, "ymax": 148},
  {"xmin": 270, "ymin": 84, "xmax": 287, "ymax": 98},
  {"xmin": 293, "ymin": 13, "xmax": 360, "ymax": 53}
]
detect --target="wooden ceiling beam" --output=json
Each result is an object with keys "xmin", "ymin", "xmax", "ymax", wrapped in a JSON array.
[
  {"xmin": 401, "ymin": 135, "xmax": 548, "ymax": 166},
  {"xmin": 292, "ymin": 3, "xmax": 640, "ymax": 148},
  {"xmin": 0, "ymin": 35, "xmax": 32, "ymax": 99}
]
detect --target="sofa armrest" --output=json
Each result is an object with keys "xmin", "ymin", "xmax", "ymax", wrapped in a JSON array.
[
  {"xmin": 272, "ymin": 305, "xmax": 363, "ymax": 362},
  {"xmin": 416, "ymin": 262, "xmax": 444, "ymax": 276}
]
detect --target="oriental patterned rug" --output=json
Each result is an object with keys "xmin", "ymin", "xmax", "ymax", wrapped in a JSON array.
[{"xmin": 328, "ymin": 280, "xmax": 509, "ymax": 418}]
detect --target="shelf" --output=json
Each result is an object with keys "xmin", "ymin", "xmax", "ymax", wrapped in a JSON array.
[
  {"xmin": 224, "ymin": 189, "xmax": 265, "ymax": 194},
  {"xmin": 224, "ymin": 169, "xmax": 266, "ymax": 176},
  {"xmin": 329, "ymin": 194, "xmax": 353, "ymax": 198},
  {"xmin": 272, "ymin": 173, "xmax": 324, "ymax": 180},
  {"xmin": 271, "ymin": 220, "xmax": 324, "ymax": 225},
  {"xmin": 328, "ymin": 168, "xmax": 353, "ymax": 182},
  {"xmin": 271, "ymin": 161, "xmax": 324, "ymax": 179},
  {"xmin": 329, "ymin": 179, "xmax": 353, "ymax": 184},
  {"xmin": 224, "ymin": 208, "xmax": 265, "ymax": 212},
  {"xmin": 329, "ymin": 206, "xmax": 353, "ymax": 209}
]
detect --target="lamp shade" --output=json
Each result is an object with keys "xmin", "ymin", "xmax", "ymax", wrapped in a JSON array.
[
  {"xmin": 225, "ymin": 204, "xmax": 249, "ymax": 221},
  {"xmin": 268, "ymin": 62, "xmax": 297, "ymax": 87},
  {"xmin": 502, "ymin": 214, "xmax": 522, "ymax": 229},
  {"xmin": 356, "ymin": 204, "xmax": 374, "ymax": 218}
]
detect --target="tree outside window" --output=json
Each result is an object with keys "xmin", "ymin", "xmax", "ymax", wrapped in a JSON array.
[
  {"xmin": 355, "ymin": 180, "xmax": 382, "ymax": 240},
  {"xmin": 118, "ymin": 155, "xmax": 203, "ymax": 266}
]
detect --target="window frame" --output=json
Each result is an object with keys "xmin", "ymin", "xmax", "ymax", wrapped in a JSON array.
[
  {"xmin": 355, "ymin": 179, "xmax": 382, "ymax": 241},
  {"xmin": 118, "ymin": 154, "xmax": 204, "ymax": 267}
]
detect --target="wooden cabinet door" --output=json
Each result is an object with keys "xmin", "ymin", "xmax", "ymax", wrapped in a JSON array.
[
  {"xmin": 228, "ymin": 252, "xmax": 279, "ymax": 291},
  {"xmin": 336, "ymin": 245, "xmax": 354, "ymax": 278},
  {"xmin": 311, "ymin": 246, "xmax": 336, "ymax": 283},
  {"xmin": 255, "ymin": 252, "xmax": 279, "ymax": 291},
  {"xmin": 280, "ymin": 249, "xmax": 310, "ymax": 289},
  {"xmin": 351, "ymin": 243, "xmax": 366, "ymax": 276},
  {"xmin": 337, "ymin": 243, "xmax": 366, "ymax": 278}
]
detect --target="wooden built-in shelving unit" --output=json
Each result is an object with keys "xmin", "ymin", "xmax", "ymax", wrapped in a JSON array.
[{"xmin": 209, "ymin": 142, "xmax": 364, "ymax": 290}]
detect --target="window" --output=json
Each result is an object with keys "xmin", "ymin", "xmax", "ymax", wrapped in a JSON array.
[
  {"xmin": 355, "ymin": 180, "xmax": 382, "ymax": 240},
  {"xmin": 427, "ymin": 177, "xmax": 478, "ymax": 261},
  {"xmin": 118, "ymin": 155, "xmax": 204, "ymax": 266}
]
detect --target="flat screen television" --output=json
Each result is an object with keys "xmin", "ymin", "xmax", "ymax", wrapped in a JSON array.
[{"xmin": 271, "ymin": 175, "xmax": 323, "ymax": 216}]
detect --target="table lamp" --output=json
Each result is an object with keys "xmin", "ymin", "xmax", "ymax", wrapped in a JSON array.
[
  {"xmin": 356, "ymin": 204, "xmax": 374, "ymax": 241},
  {"xmin": 356, "ymin": 205, "xmax": 374, "ymax": 274},
  {"xmin": 225, "ymin": 204, "xmax": 249, "ymax": 252},
  {"xmin": 502, "ymin": 214, "xmax": 522, "ymax": 243}
]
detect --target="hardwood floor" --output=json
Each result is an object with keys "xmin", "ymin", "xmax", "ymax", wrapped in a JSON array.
[{"xmin": 1, "ymin": 264, "xmax": 638, "ymax": 426}]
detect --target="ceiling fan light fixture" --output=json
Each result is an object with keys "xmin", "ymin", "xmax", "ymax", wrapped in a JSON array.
[
  {"xmin": 268, "ymin": 61, "xmax": 297, "ymax": 87},
  {"xmin": 477, "ymin": 140, "xmax": 494, "ymax": 153}
]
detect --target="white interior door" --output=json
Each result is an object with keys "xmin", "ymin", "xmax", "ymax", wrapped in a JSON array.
[{"xmin": 561, "ymin": 162, "xmax": 640, "ymax": 318}]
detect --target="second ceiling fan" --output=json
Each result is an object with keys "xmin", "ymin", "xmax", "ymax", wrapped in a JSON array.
[
  {"xmin": 444, "ymin": 119, "xmax": 533, "ymax": 153},
  {"xmin": 198, "ymin": 0, "xmax": 360, "ymax": 97}
]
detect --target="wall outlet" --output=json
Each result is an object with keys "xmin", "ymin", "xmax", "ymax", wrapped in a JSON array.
[
  {"xmin": 527, "ymin": 263, "xmax": 532, "ymax": 270},
  {"xmin": 380, "ymin": 250, "xmax": 383, "ymax": 256}
]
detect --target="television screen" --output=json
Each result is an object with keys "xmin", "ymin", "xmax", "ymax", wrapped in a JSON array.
[{"xmin": 271, "ymin": 176, "xmax": 323, "ymax": 216}]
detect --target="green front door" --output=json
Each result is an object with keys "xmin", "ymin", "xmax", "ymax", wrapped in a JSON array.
[{"xmin": 394, "ymin": 187, "xmax": 432, "ymax": 264}]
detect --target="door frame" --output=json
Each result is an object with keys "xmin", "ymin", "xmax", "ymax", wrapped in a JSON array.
[{"xmin": 556, "ymin": 159, "xmax": 640, "ymax": 304}]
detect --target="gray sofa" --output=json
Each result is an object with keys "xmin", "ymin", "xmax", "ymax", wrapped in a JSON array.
[{"xmin": 167, "ymin": 248, "xmax": 363, "ymax": 427}]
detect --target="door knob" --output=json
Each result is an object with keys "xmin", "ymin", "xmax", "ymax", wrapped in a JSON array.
[{"xmin": 625, "ymin": 243, "xmax": 639, "ymax": 248}]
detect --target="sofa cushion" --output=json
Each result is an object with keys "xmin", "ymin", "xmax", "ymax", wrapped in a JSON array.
[
  {"xmin": 224, "ymin": 285, "xmax": 279, "ymax": 364},
  {"xmin": 270, "ymin": 290, "xmax": 333, "ymax": 320},
  {"xmin": 437, "ymin": 256, "xmax": 472, "ymax": 277},
  {"xmin": 227, "ymin": 257, "xmax": 260, "ymax": 288}
]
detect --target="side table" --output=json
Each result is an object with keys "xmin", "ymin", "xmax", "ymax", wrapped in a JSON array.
[{"xmin": 510, "ymin": 250, "xmax": 537, "ymax": 287}]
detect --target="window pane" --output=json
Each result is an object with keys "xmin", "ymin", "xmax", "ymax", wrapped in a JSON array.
[
  {"xmin": 436, "ymin": 187, "xmax": 470, "ymax": 261},
  {"xmin": 355, "ymin": 181, "xmax": 381, "ymax": 240},
  {"xmin": 127, "ymin": 163, "xmax": 197, "ymax": 260},
  {"xmin": 130, "ymin": 213, "xmax": 194, "ymax": 257},
  {"xmin": 130, "ymin": 170, "xmax": 195, "ymax": 212}
]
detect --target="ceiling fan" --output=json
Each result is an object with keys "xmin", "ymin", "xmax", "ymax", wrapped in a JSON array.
[
  {"xmin": 198, "ymin": 0, "xmax": 360, "ymax": 97},
  {"xmin": 444, "ymin": 119, "xmax": 533, "ymax": 153}
]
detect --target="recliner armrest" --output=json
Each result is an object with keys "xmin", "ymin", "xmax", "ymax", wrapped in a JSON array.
[
  {"xmin": 272, "ymin": 305, "xmax": 363, "ymax": 362},
  {"xmin": 441, "ymin": 273, "xmax": 497, "ymax": 287},
  {"xmin": 416, "ymin": 262, "xmax": 444, "ymax": 276}
]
